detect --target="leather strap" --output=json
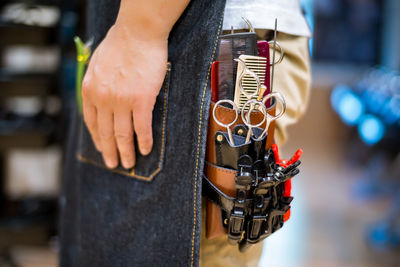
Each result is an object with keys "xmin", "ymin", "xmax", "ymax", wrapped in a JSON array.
[
  {"xmin": 204, "ymin": 162, "xmax": 236, "ymax": 196},
  {"xmin": 203, "ymin": 162, "xmax": 236, "ymax": 239},
  {"xmin": 202, "ymin": 175, "xmax": 234, "ymax": 213},
  {"xmin": 203, "ymin": 162, "xmax": 256, "ymax": 240}
]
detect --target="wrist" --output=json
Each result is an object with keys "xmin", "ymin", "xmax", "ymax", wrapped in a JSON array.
[
  {"xmin": 114, "ymin": 17, "xmax": 170, "ymax": 42},
  {"xmin": 115, "ymin": 3, "xmax": 172, "ymax": 42},
  {"xmin": 115, "ymin": 0, "xmax": 190, "ymax": 42}
]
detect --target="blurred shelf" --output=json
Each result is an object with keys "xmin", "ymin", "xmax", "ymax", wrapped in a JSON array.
[
  {"xmin": 0, "ymin": 22, "xmax": 57, "ymax": 46},
  {"xmin": 0, "ymin": 0, "xmax": 62, "ymax": 8},
  {"xmin": 0, "ymin": 71, "xmax": 56, "ymax": 97},
  {"xmin": 312, "ymin": 61, "xmax": 371, "ymax": 90},
  {"xmin": 0, "ymin": 115, "xmax": 57, "ymax": 149},
  {"xmin": 0, "ymin": 133, "xmax": 54, "ymax": 149},
  {"xmin": 0, "ymin": 198, "xmax": 57, "ymax": 249}
]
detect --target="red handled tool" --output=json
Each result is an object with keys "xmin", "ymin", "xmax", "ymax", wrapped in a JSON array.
[
  {"xmin": 271, "ymin": 143, "xmax": 303, "ymax": 221},
  {"xmin": 211, "ymin": 61, "xmax": 219, "ymax": 102}
]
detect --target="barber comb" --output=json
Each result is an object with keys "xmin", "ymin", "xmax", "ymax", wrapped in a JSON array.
[{"xmin": 233, "ymin": 54, "xmax": 267, "ymax": 110}]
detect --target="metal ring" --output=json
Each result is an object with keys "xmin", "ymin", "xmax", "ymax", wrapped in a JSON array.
[
  {"xmin": 241, "ymin": 99, "xmax": 267, "ymax": 128},
  {"xmin": 265, "ymin": 97, "xmax": 276, "ymax": 112},
  {"xmin": 213, "ymin": 99, "xmax": 239, "ymax": 128},
  {"xmin": 234, "ymin": 58, "xmax": 262, "ymax": 99},
  {"xmin": 262, "ymin": 92, "xmax": 286, "ymax": 119},
  {"xmin": 268, "ymin": 41, "xmax": 285, "ymax": 65}
]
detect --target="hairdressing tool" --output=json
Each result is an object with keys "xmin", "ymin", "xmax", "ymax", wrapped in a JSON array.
[
  {"xmin": 211, "ymin": 61, "xmax": 219, "ymax": 102},
  {"xmin": 258, "ymin": 19, "xmax": 284, "ymax": 104},
  {"xmin": 268, "ymin": 40, "xmax": 284, "ymax": 67},
  {"xmin": 212, "ymin": 99, "xmax": 267, "ymax": 146},
  {"xmin": 217, "ymin": 18, "xmax": 258, "ymax": 101},
  {"xmin": 233, "ymin": 55, "xmax": 267, "ymax": 110},
  {"xmin": 212, "ymin": 90, "xmax": 286, "ymax": 146},
  {"xmin": 213, "ymin": 55, "xmax": 287, "ymax": 146},
  {"xmin": 254, "ymin": 92, "xmax": 286, "ymax": 139},
  {"xmin": 270, "ymin": 18, "xmax": 279, "ymax": 93},
  {"xmin": 257, "ymin": 41, "xmax": 271, "ymax": 99}
]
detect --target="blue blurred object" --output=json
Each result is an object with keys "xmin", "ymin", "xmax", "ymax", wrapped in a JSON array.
[
  {"xmin": 331, "ymin": 84, "xmax": 364, "ymax": 125},
  {"xmin": 367, "ymin": 223, "xmax": 400, "ymax": 251},
  {"xmin": 300, "ymin": 0, "xmax": 314, "ymax": 55},
  {"xmin": 331, "ymin": 67, "xmax": 400, "ymax": 146},
  {"xmin": 385, "ymin": 95, "xmax": 400, "ymax": 125},
  {"xmin": 363, "ymin": 89, "xmax": 389, "ymax": 115},
  {"xmin": 358, "ymin": 115, "xmax": 385, "ymax": 145},
  {"xmin": 367, "ymin": 190, "xmax": 400, "ymax": 251}
]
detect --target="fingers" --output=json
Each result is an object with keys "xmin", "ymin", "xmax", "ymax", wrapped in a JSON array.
[
  {"xmin": 97, "ymin": 109, "xmax": 119, "ymax": 168},
  {"xmin": 133, "ymin": 105, "xmax": 153, "ymax": 156},
  {"xmin": 82, "ymin": 101, "xmax": 102, "ymax": 152},
  {"xmin": 114, "ymin": 109, "xmax": 135, "ymax": 169}
]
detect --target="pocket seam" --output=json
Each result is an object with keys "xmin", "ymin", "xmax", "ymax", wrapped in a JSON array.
[{"xmin": 76, "ymin": 65, "xmax": 170, "ymax": 182}]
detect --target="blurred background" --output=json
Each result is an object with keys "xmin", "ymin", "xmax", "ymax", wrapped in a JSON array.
[{"xmin": 0, "ymin": 0, "xmax": 399, "ymax": 266}]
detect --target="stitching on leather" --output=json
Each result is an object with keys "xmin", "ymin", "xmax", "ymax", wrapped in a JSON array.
[
  {"xmin": 190, "ymin": 12, "xmax": 224, "ymax": 267},
  {"xmin": 214, "ymin": 103, "xmax": 237, "ymax": 114},
  {"xmin": 205, "ymin": 161, "xmax": 236, "ymax": 175},
  {"xmin": 76, "ymin": 66, "xmax": 170, "ymax": 182}
]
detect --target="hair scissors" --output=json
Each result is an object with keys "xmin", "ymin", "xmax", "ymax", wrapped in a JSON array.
[
  {"xmin": 213, "ymin": 99, "xmax": 267, "ymax": 145},
  {"xmin": 212, "ymin": 92, "xmax": 285, "ymax": 146},
  {"xmin": 244, "ymin": 91, "xmax": 286, "ymax": 140}
]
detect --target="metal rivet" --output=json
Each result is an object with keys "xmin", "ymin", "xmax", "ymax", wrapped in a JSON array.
[
  {"xmin": 216, "ymin": 134, "xmax": 224, "ymax": 142},
  {"xmin": 224, "ymin": 218, "xmax": 228, "ymax": 225},
  {"xmin": 237, "ymin": 129, "xmax": 244, "ymax": 135}
]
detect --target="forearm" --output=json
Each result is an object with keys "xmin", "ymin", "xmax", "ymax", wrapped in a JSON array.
[{"xmin": 116, "ymin": 0, "xmax": 190, "ymax": 41}]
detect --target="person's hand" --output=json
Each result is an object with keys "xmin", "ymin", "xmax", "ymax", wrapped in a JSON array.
[
  {"xmin": 81, "ymin": 24, "xmax": 168, "ymax": 169},
  {"xmin": 81, "ymin": 0, "xmax": 189, "ymax": 169}
]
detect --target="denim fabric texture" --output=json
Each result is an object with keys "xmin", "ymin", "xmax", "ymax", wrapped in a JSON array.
[{"xmin": 60, "ymin": 0, "xmax": 227, "ymax": 266}]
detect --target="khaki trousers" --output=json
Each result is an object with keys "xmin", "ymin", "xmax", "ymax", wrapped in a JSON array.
[{"xmin": 199, "ymin": 31, "xmax": 311, "ymax": 267}]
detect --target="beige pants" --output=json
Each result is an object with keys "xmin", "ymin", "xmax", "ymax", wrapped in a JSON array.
[{"xmin": 199, "ymin": 31, "xmax": 311, "ymax": 267}]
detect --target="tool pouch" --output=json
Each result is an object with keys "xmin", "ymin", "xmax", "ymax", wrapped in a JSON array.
[{"xmin": 204, "ymin": 101, "xmax": 277, "ymax": 240}]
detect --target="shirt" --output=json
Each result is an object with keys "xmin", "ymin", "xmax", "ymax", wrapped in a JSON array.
[{"xmin": 223, "ymin": 0, "xmax": 312, "ymax": 37}]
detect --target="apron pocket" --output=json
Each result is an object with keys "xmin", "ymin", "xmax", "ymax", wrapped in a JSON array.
[{"xmin": 76, "ymin": 63, "xmax": 171, "ymax": 182}]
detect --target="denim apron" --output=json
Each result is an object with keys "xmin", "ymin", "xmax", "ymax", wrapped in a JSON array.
[{"xmin": 60, "ymin": 0, "xmax": 227, "ymax": 266}]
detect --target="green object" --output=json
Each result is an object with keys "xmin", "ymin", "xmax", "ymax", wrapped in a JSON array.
[{"xmin": 74, "ymin": 36, "xmax": 92, "ymax": 113}]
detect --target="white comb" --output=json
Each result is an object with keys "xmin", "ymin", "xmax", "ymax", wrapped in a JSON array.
[{"xmin": 233, "ymin": 55, "xmax": 267, "ymax": 110}]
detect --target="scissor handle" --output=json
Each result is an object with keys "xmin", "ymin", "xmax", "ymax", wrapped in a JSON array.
[
  {"xmin": 262, "ymin": 92, "xmax": 286, "ymax": 120},
  {"xmin": 268, "ymin": 40, "xmax": 285, "ymax": 65},
  {"xmin": 241, "ymin": 99, "xmax": 267, "ymax": 128},
  {"xmin": 234, "ymin": 58, "xmax": 262, "ymax": 100},
  {"xmin": 212, "ymin": 99, "xmax": 239, "ymax": 128}
]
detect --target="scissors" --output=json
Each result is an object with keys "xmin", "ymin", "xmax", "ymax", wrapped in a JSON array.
[
  {"xmin": 234, "ymin": 58, "xmax": 286, "ymax": 131},
  {"xmin": 244, "ymin": 91, "xmax": 286, "ymax": 140},
  {"xmin": 213, "ymin": 99, "xmax": 267, "ymax": 145},
  {"xmin": 213, "ymin": 90, "xmax": 286, "ymax": 145}
]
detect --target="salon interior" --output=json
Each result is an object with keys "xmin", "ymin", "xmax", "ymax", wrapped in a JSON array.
[{"xmin": 0, "ymin": 0, "xmax": 399, "ymax": 266}]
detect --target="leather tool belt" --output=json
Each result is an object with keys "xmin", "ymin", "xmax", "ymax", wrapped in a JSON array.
[{"xmin": 202, "ymin": 102, "xmax": 302, "ymax": 252}]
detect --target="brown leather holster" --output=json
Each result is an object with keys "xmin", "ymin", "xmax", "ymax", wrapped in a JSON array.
[{"xmin": 204, "ymin": 101, "xmax": 276, "ymax": 239}]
